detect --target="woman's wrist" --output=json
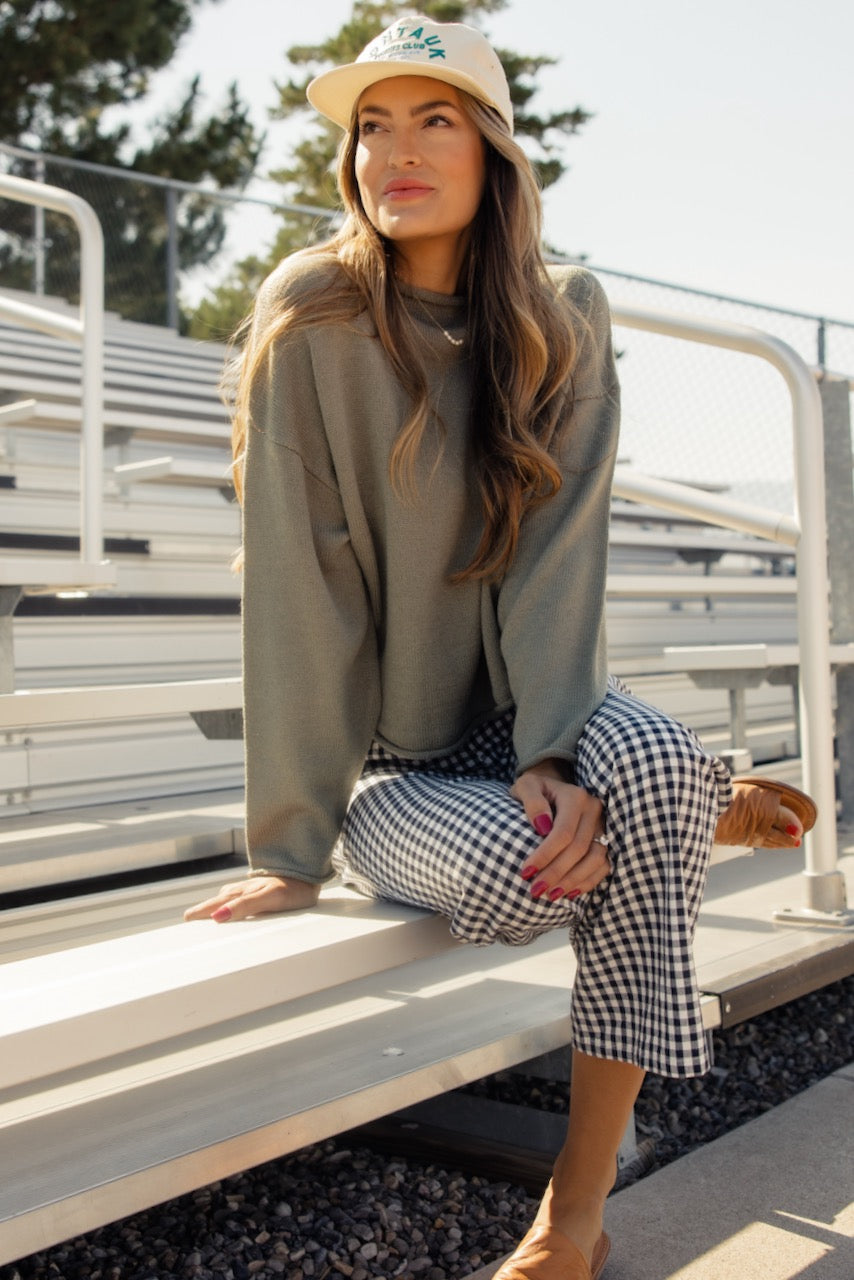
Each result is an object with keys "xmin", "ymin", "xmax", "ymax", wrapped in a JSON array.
[{"xmin": 520, "ymin": 756, "xmax": 571, "ymax": 783}]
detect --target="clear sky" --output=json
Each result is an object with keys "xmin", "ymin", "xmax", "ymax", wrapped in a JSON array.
[{"xmin": 134, "ymin": 0, "xmax": 854, "ymax": 323}]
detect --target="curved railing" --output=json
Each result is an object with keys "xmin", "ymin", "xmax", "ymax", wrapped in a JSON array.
[
  {"xmin": 611, "ymin": 304, "xmax": 844, "ymax": 921},
  {"xmin": 0, "ymin": 173, "xmax": 105, "ymax": 564}
]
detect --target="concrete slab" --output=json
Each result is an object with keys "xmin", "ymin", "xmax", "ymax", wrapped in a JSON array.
[{"xmin": 602, "ymin": 1064, "xmax": 854, "ymax": 1279}]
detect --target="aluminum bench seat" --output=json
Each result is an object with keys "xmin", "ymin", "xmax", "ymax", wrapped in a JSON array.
[
  {"xmin": 0, "ymin": 675, "xmax": 241, "ymax": 730},
  {"xmin": 0, "ymin": 302, "xmax": 228, "ymax": 366},
  {"xmin": 113, "ymin": 455, "xmax": 234, "ymax": 490},
  {"xmin": 0, "ymin": 878, "xmax": 581, "ymax": 1264},
  {"xmin": 0, "ymin": 356, "xmax": 227, "ymax": 410},
  {"xmin": 0, "ymin": 398, "xmax": 229, "ymax": 446},
  {"xmin": 0, "ymin": 787, "xmax": 245, "ymax": 896},
  {"xmin": 607, "ymin": 526, "xmax": 794, "ymax": 571},
  {"xmin": 0, "ymin": 374, "xmax": 225, "ymax": 422}
]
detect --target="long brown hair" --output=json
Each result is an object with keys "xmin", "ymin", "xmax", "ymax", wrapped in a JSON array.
[{"xmin": 230, "ymin": 90, "xmax": 589, "ymax": 581}]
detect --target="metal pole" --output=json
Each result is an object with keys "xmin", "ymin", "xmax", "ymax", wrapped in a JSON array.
[
  {"xmin": 780, "ymin": 347, "xmax": 846, "ymax": 916},
  {"xmin": 165, "ymin": 186, "xmax": 179, "ymax": 330},
  {"xmin": 821, "ymin": 376, "xmax": 854, "ymax": 826},
  {"xmin": 76, "ymin": 197, "xmax": 105, "ymax": 564},
  {"xmin": 33, "ymin": 156, "xmax": 45, "ymax": 295}
]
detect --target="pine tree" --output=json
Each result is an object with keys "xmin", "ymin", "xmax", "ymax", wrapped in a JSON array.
[
  {"xmin": 189, "ymin": 0, "xmax": 589, "ymax": 337},
  {"xmin": 0, "ymin": 0, "xmax": 261, "ymax": 327}
]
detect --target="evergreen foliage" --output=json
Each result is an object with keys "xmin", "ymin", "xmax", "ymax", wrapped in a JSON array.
[{"xmin": 0, "ymin": 0, "xmax": 261, "ymax": 327}]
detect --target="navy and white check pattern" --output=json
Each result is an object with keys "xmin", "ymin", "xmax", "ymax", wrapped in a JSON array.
[{"xmin": 333, "ymin": 677, "xmax": 732, "ymax": 1078}]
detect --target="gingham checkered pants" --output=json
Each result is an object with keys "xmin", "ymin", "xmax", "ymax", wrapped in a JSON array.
[{"xmin": 333, "ymin": 678, "xmax": 732, "ymax": 1078}]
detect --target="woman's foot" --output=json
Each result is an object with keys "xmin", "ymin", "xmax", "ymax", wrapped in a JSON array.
[
  {"xmin": 505, "ymin": 1052, "xmax": 638, "ymax": 1278},
  {"xmin": 491, "ymin": 1223, "xmax": 611, "ymax": 1279},
  {"xmin": 532, "ymin": 1182, "xmax": 606, "ymax": 1267},
  {"xmin": 714, "ymin": 777, "xmax": 817, "ymax": 848}
]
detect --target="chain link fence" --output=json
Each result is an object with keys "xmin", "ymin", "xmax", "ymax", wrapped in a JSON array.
[
  {"xmin": 583, "ymin": 264, "xmax": 854, "ymax": 510},
  {"xmin": 0, "ymin": 143, "xmax": 335, "ymax": 330},
  {"xmin": 2, "ymin": 143, "xmax": 852, "ymax": 510}
]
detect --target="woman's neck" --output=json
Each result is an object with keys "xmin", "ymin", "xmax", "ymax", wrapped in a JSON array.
[{"xmin": 393, "ymin": 237, "xmax": 469, "ymax": 295}]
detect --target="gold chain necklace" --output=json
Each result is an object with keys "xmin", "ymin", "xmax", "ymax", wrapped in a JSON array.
[{"xmin": 413, "ymin": 293, "xmax": 465, "ymax": 348}]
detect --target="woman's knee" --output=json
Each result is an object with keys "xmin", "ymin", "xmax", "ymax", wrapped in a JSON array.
[{"xmin": 576, "ymin": 688, "xmax": 729, "ymax": 814}]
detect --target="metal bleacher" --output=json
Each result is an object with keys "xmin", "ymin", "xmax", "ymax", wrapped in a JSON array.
[{"xmin": 1, "ymin": 175, "xmax": 852, "ymax": 1270}]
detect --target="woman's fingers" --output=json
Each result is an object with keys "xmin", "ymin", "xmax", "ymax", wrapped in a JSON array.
[
  {"xmin": 183, "ymin": 876, "xmax": 319, "ymax": 922},
  {"xmin": 510, "ymin": 766, "xmax": 562, "ymax": 835},
  {"xmin": 519, "ymin": 788, "xmax": 603, "ymax": 875},
  {"xmin": 528, "ymin": 832, "xmax": 611, "ymax": 900},
  {"xmin": 182, "ymin": 880, "xmax": 251, "ymax": 921},
  {"xmin": 511, "ymin": 767, "xmax": 609, "ymax": 899},
  {"xmin": 551, "ymin": 838, "xmax": 612, "ymax": 898},
  {"xmin": 538, "ymin": 799, "xmax": 601, "ymax": 865}
]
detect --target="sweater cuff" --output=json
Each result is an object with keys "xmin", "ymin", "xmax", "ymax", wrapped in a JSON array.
[{"xmin": 246, "ymin": 865, "xmax": 335, "ymax": 885}]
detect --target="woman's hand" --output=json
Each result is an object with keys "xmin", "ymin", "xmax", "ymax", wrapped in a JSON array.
[
  {"xmin": 510, "ymin": 760, "xmax": 610, "ymax": 902},
  {"xmin": 183, "ymin": 874, "xmax": 321, "ymax": 923}
]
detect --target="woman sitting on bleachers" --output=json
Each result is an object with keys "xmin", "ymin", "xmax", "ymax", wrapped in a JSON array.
[{"xmin": 185, "ymin": 17, "xmax": 815, "ymax": 1279}]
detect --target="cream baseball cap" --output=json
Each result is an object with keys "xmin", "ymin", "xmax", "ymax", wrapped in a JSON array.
[{"xmin": 306, "ymin": 15, "xmax": 514, "ymax": 135}]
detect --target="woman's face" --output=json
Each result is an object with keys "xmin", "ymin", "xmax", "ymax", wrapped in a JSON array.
[{"xmin": 354, "ymin": 76, "xmax": 486, "ymax": 282}]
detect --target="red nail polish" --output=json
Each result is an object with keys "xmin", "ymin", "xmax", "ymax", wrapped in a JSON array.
[
  {"xmin": 520, "ymin": 864, "xmax": 540, "ymax": 881},
  {"xmin": 548, "ymin": 887, "xmax": 565, "ymax": 902},
  {"xmin": 786, "ymin": 824, "xmax": 799, "ymax": 837},
  {"xmin": 531, "ymin": 879, "xmax": 549, "ymax": 899},
  {"xmin": 213, "ymin": 906, "xmax": 232, "ymax": 922},
  {"xmin": 567, "ymin": 889, "xmax": 582, "ymax": 901},
  {"xmin": 533, "ymin": 814, "xmax": 553, "ymax": 837}
]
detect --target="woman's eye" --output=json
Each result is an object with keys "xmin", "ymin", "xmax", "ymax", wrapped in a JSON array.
[
  {"xmin": 359, "ymin": 120, "xmax": 383, "ymax": 135},
  {"xmin": 425, "ymin": 114, "xmax": 452, "ymax": 127}
]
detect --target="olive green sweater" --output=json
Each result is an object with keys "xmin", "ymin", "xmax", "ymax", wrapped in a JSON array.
[{"xmin": 240, "ymin": 254, "xmax": 620, "ymax": 882}]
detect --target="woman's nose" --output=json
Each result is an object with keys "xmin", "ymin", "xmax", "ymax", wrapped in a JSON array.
[{"xmin": 387, "ymin": 128, "xmax": 420, "ymax": 167}]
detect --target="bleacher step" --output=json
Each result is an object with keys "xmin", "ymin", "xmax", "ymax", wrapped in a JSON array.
[
  {"xmin": 0, "ymin": 928, "xmax": 585, "ymax": 1266},
  {"xmin": 0, "ymin": 866, "xmax": 241, "ymax": 958},
  {"xmin": 0, "ymin": 557, "xmax": 116, "ymax": 589},
  {"xmin": 0, "ymin": 676, "xmax": 242, "ymax": 729},
  {"xmin": 0, "ymin": 886, "xmax": 461, "ymax": 1090},
  {"xmin": 0, "ymin": 787, "xmax": 245, "ymax": 896}
]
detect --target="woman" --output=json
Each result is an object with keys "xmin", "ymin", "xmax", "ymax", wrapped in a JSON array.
[{"xmin": 186, "ymin": 17, "xmax": 815, "ymax": 1279}]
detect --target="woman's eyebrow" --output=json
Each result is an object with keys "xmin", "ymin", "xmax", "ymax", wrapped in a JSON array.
[
  {"xmin": 358, "ymin": 98, "xmax": 459, "ymax": 119},
  {"xmin": 410, "ymin": 99, "xmax": 458, "ymax": 115}
]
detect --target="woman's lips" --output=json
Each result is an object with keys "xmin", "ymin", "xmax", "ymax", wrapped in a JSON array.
[{"xmin": 383, "ymin": 179, "xmax": 434, "ymax": 198}]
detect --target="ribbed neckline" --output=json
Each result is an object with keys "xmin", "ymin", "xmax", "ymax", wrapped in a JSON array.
[
  {"xmin": 397, "ymin": 280, "xmax": 466, "ymax": 309},
  {"xmin": 397, "ymin": 280, "xmax": 467, "ymax": 347}
]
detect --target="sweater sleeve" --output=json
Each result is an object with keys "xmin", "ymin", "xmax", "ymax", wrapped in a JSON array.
[
  {"xmin": 497, "ymin": 268, "xmax": 620, "ymax": 773},
  {"xmin": 240, "ymin": 297, "xmax": 381, "ymax": 883}
]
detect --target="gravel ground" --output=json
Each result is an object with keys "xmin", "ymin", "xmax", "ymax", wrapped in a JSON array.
[{"xmin": 3, "ymin": 975, "xmax": 851, "ymax": 1280}]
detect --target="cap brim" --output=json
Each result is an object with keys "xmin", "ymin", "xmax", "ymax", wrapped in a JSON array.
[{"xmin": 306, "ymin": 61, "xmax": 511, "ymax": 133}]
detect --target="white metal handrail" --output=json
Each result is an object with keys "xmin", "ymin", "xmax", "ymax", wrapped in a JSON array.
[
  {"xmin": 0, "ymin": 173, "xmax": 105, "ymax": 563},
  {"xmin": 611, "ymin": 303, "xmax": 845, "ymax": 921}
]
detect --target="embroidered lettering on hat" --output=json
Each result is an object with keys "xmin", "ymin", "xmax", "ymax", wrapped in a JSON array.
[
  {"xmin": 306, "ymin": 15, "xmax": 514, "ymax": 134},
  {"xmin": 368, "ymin": 23, "xmax": 447, "ymax": 60}
]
